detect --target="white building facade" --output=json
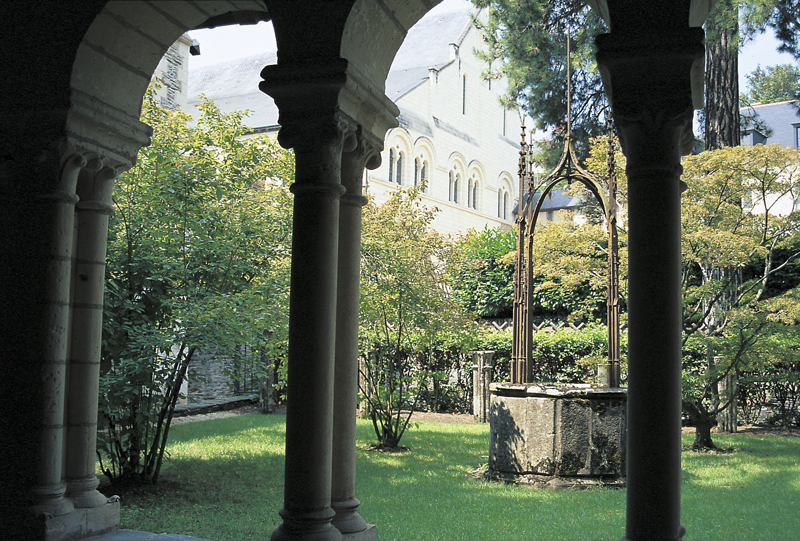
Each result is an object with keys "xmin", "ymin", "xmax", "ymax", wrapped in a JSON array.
[
  {"xmin": 187, "ymin": 3, "xmax": 522, "ymax": 235},
  {"xmin": 368, "ymin": 4, "xmax": 521, "ymax": 234}
]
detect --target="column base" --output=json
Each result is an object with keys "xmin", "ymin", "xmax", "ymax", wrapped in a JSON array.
[
  {"xmin": 15, "ymin": 498, "xmax": 120, "ymax": 541},
  {"xmin": 29, "ymin": 483, "xmax": 75, "ymax": 518},
  {"xmin": 271, "ymin": 508, "xmax": 343, "ymax": 541},
  {"xmin": 620, "ymin": 525, "xmax": 686, "ymax": 541},
  {"xmin": 340, "ymin": 524, "xmax": 375, "ymax": 541},
  {"xmin": 331, "ymin": 497, "xmax": 369, "ymax": 535},
  {"xmin": 66, "ymin": 476, "xmax": 110, "ymax": 509}
]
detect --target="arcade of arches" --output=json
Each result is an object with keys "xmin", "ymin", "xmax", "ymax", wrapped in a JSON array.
[{"xmin": 0, "ymin": 1, "xmax": 714, "ymax": 540}]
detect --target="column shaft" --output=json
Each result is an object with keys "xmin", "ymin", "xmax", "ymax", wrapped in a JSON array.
[
  {"xmin": 272, "ymin": 140, "xmax": 345, "ymax": 541},
  {"xmin": 331, "ymin": 137, "xmax": 375, "ymax": 539},
  {"xmin": 625, "ymin": 167, "xmax": 683, "ymax": 539},
  {"xmin": 17, "ymin": 152, "xmax": 84, "ymax": 519},
  {"xmin": 64, "ymin": 165, "xmax": 115, "ymax": 508}
]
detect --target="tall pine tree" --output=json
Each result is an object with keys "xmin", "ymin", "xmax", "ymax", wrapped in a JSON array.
[
  {"xmin": 473, "ymin": 0, "xmax": 608, "ymax": 168},
  {"xmin": 705, "ymin": 0, "xmax": 742, "ymax": 150}
]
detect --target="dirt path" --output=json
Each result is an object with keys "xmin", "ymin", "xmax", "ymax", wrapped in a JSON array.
[{"xmin": 172, "ymin": 405, "xmax": 476, "ymax": 426}]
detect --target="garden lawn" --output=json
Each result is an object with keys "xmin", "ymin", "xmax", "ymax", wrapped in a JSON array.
[{"xmin": 103, "ymin": 415, "xmax": 800, "ymax": 541}]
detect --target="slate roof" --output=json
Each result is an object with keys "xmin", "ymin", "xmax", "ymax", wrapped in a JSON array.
[
  {"xmin": 513, "ymin": 189, "xmax": 582, "ymax": 216},
  {"xmin": 187, "ymin": 1, "xmax": 475, "ymax": 130},
  {"xmin": 188, "ymin": 51, "xmax": 279, "ymax": 130},
  {"xmin": 385, "ymin": 3, "xmax": 473, "ymax": 101},
  {"xmin": 741, "ymin": 100, "xmax": 800, "ymax": 148}
]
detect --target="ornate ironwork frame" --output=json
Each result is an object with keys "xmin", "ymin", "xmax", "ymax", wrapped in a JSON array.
[{"xmin": 512, "ymin": 128, "xmax": 621, "ymax": 387}]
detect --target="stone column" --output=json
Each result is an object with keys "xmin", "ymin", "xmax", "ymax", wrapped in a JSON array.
[
  {"xmin": 64, "ymin": 159, "xmax": 117, "ymax": 509},
  {"xmin": 596, "ymin": 28, "xmax": 704, "ymax": 541},
  {"xmin": 0, "ymin": 143, "xmax": 89, "ymax": 522},
  {"xmin": 330, "ymin": 128, "xmax": 380, "ymax": 540},
  {"xmin": 24, "ymin": 146, "xmax": 86, "ymax": 520},
  {"xmin": 261, "ymin": 61, "xmax": 349, "ymax": 541}
]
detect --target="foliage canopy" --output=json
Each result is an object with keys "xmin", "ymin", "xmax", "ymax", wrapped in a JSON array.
[
  {"xmin": 99, "ymin": 90, "xmax": 294, "ymax": 484},
  {"xmin": 359, "ymin": 187, "xmax": 475, "ymax": 448}
]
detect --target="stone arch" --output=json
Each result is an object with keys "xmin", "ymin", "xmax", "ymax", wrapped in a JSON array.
[
  {"xmin": 341, "ymin": 0, "xmax": 436, "ymax": 92},
  {"xmin": 68, "ymin": 1, "xmax": 270, "ymax": 168}
]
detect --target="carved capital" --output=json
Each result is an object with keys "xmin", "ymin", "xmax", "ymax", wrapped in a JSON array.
[
  {"xmin": 75, "ymin": 153, "xmax": 118, "ymax": 215},
  {"xmin": 341, "ymin": 126, "xmax": 383, "ymax": 197},
  {"xmin": 260, "ymin": 58, "xmax": 399, "ymax": 153},
  {"xmin": 260, "ymin": 59, "xmax": 351, "ymax": 151},
  {"xmin": 596, "ymin": 28, "xmax": 704, "ymax": 176}
]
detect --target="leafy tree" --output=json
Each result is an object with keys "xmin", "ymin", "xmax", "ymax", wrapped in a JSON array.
[
  {"xmin": 448, "ymin": 226, "xmax": 516, "ymax": 318},
  {"xmin": 528, "ymin": 221, "xmax": 625, "ymax": 323},
  {"xmin": 740, "ymin": 63, "xmax": 800, "ymax": 104},
  {"xmin": 359, "ymin": 187, "xmax": 475, "ymax": 449},
  {"xmin": 680, "ymin": 144, "xmax": 800, "ymax": 448},
  {"xmin": 472, "ymin": 0, "xmax": 609, "ymax": 168},
  {"xmin": 98, "ymin": 90, "xmax": 294, "ymax": 484}
]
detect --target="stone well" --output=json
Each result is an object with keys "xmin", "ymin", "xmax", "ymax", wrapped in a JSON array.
[{"xmin": 488, "ymin": 383, "xmax": 627, "ymax": 489}]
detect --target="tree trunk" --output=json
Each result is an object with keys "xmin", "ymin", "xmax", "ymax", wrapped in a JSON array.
[
  {"xmin": 705, "ymin": 0, "xmax": 741, "ymax": 150},
  {"xmin": 693, "ymin": 418, "xmax": 719, "ymax": 451},
  {"xmin": 684, "ymin": 400, "xmax": 719, "ymax": 451},
  {"xmin": 718, "ymin": 372, "xmax": 739, "ymax": 432}
]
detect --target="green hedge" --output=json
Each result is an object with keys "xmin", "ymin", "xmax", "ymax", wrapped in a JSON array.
[{"xmin": 472, "ymin": 324, "xmax": 627, "ymax": 384}]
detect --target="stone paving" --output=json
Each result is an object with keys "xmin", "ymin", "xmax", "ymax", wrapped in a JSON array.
[{"xmin": 173, "ymin": 394, "xmax": 258, "ymax": 417}]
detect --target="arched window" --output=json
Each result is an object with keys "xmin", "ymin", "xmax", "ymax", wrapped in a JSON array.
[
  {"xmin": 388, "ymin": 148, "xmax": 394, "ymax": 183},
  {"xmin": 503, "ymin": 192, "xmax": 509, "ymax": 220},
  {"xmin": 497, "ymin": 190, "xmax": 502, "ymax": 218},
  {"xmin": 449, "ymin": 171, "xmax": 455, "ymax": 202},
  {"xmin": 414, "ymin": 157, "xmax": 420, "ymax": 187},
  {"xmin": 420, "ymin": 161, "xmax": 428, "ymax": 193},
  {"xmin": 454, "ymin": 173, "xmax": 460, "ymax": 204},
  {"xmin": 396, "ymin": 152, "xmax": 403, "ymax": 184},
  {"xmin": 472, "ymin": 179, "xmax": 478, "ymax": 210},
  {"xmin": 467, "ymin": 177, "xmax": 474, "ymax": 208}
]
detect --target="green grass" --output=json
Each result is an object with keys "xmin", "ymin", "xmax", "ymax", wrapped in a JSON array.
[{"xmin": 103, "ymin": 416, "xmax": 800, "ymax": 541}]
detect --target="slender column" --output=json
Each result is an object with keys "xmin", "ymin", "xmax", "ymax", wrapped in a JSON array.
[
  {"xmin": 262, "ymin": 61, "xmax": 349, "ymax": 541},
  {"xmin": 596, "ymin": 28, "xmax": 704, "ymax": 541},
  {"xmin": 12, "ymin": 145, "xmax": 84, "ymax": 519},
  {"xmin": 330, "ymin": 128, "xmax": 380, "ymax": 540},
  {"xmin": 64, "ymin": 160, "xmax": 117, "ymax": 508}
]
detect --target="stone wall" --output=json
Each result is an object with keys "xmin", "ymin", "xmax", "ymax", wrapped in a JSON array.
[
  {"xmin": 188, "ymin": 346, "xmax": 262, "ymax": 402},
  {"xmin": 488, "ymin": 383, "xmax": 627, "ymax": 488},
  {"xmin": 152, "ymin": 34, "xmax": 192, "ymax": 111}
]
